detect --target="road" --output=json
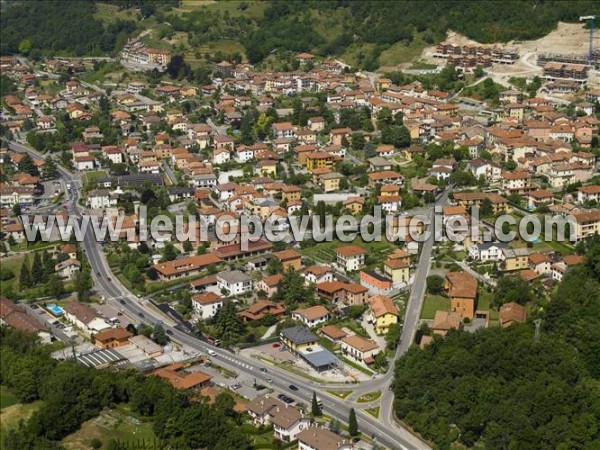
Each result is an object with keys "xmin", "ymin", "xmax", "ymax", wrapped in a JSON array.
[{"xmin": 8, "ymin": 139, "xmax": 441, "ymax": 449}]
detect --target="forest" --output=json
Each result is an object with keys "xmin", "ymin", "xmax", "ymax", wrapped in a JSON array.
[
  {"xmin": 242, "ymin": 0, "xmax": 598, "ymax": 65},
  {"xmin": 0, "ymin": 1, "xmax": 136, "ymax": 57},
  {"xmin": 392, "ymin": 236, "xmax": 600, "ymax": 449},
  {"xmin": 0, "ymin": 327, "xmax": 250, "ymax": 449}
]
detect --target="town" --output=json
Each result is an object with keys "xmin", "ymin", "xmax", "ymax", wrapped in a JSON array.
[{"xmin": 1, "ymin": 3, "xmax": 599, "ymax": 450}]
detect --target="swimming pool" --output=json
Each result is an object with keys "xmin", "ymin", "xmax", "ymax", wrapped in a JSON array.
[{"xmin": 47, "ymin": 304, "xmax": 64, "ymax": 316}]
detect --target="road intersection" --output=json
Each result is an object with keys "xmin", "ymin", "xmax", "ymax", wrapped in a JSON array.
[{"xmin": 9, "ymin": 140, "xmax": 448, "ymax": 450}]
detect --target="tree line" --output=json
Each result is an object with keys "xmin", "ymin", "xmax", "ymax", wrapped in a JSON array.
[
  {"xmin": 393, "ymin": 236, "xmax": 600, "ymax": 449},
  {"xmin": 0, "ymin": 326, "xmax": 250, "ymax": 449}
]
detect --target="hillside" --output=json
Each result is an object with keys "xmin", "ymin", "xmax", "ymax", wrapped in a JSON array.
[{"xmin": 1, "ymin": 0, "xmax": 598, "ymax": 68}]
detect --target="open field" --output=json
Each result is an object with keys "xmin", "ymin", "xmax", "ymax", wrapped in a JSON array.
[
  {"xmin": 0, "ymin": 254, "xmax": 25, "ymax": 295},
  {"xmin": 62, "ymin": 408, "xmax": 156, "ymax": 450},
  {"xmin": 0, "ymin": 401, "xmax": 43, "ymax": 449}
]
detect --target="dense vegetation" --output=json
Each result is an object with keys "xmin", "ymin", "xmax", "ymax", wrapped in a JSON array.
[
  {"xmin": 393, "ymin": 237, "xmax": 600, "ymax": 449},
  {"xmin": 2, "ymin": 1, "xmax": 596, "ymax": 67},
  {"xmin": 241, "ymin": 0, "xmax": 597, "ymax": 66},
  {"xmin": 0, "ymin": 1, "xmax": 136, "ymax": 57},
  {"xmin": 0, "ymin": 327, "xmax": 249, "ymax": 449}
]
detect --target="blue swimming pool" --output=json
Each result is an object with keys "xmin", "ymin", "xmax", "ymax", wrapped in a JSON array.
[{"xmin": 47, "ymin": 304, "xmax": 64, "ymax": 316}]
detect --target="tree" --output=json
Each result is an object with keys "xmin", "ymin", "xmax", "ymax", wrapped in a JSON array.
[
  {"xmin": 152, "ymin": 324, "xmax": 169, "ymax": 346},
  {"xmin": 74, "ymin": 267, "xmax": 93, "ymax": 302},
  {"xmin": 348, "ymin": 408, "xmax": 359, "ymax": 436},
  {"xmin": 42, "ymin": 158, "xmax": 58, "ymax": 180},
  {"xmin": 18, "ymin": 153, "xmax": 38, "ymax": 176},
  {"xmin": 215, "ymin": 391, "xmax": 236, "ymax": 417},
  {"xmin": 426, "ymin": 275, "xmax": 444, "ymax": 295},
  {"xmin": 46, "ymin": 275, "xmax": 65, "ymax": 298},
  {"xmin": 19, "ymin": 258, "xmax": 31, "ymax": 289},
  {"xmin": 493, "ymin": 276, "xmax": 532, "ymax": 307},
  {"xmin": 213, "ymin": 301, "xmax": 245, "ymax": 344},
  {"xmin": 479, "ymin": 197, "xmax": 493, "ymax": 217},
  {"xmin": 266, "ymin": 257, "xmax": 283, "ymax": 275},
  {"xmin": 385, "ymin": 323, "xmax": 402, "ymax": 349},
  {"xmin": 31, "ymin": 252, "xmax": 43, "ymax": 285},
  {"xmin": 311, "ymin": 391, "xmax": 322, "ymax": 416},
  {"xmin": 351, "ymin": 132, "xmax": 365, "ymax": 151}
]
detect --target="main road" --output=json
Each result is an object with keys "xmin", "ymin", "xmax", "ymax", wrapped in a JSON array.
[{"xmin": 8, "ymin": 139, "xmax": 444, "ymax": 450}]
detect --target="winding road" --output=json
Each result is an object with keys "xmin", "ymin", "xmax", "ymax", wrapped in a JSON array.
[{"xmin": 8, "ymin": 140, "xmax": 447, "ymax": 450}]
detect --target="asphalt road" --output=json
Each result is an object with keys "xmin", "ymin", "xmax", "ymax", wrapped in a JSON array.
[{"xmin": 8, "ymin": 140, "xmax": 435, "ymax": 449}]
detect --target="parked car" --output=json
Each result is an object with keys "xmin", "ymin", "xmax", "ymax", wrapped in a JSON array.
[{"xmin": 289, "ymin": 385, "xmax": 299, "ymax": 391}]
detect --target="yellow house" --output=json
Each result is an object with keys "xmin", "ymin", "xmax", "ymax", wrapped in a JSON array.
[
  {"xmin": 305, "ymin": 152, "xmax": 335, "ymax": 172},
  {"xmin": 383, "ymin": 258, "xmax": 410, "ymax": 284},
  {"xmin": 343, "ymin": 196, "xmax": 364, "ymax": 215},
  {"xmin": 258, "ymin": 160, "xmax": 277, "ymax": 176},
  {"xmin": 368, "ymin": 295, "xmax": 399, "ymax": 335},
  {"xmin": 282, "ymin": 185, "xmax": 302, "ymax": 203},
  {"xmin": 500, "ymin": 248, "xmax": 529, "ymax": 272},
  {"xmin": 181, "ymin": 86, "xmax": 198, "ymax": 97},
  {"xmin": 280, "ymin": 326, "xmax": 318, "ymax": 353},
  {"xmin": 319, "ymin": 172, "xmax": 345, "ymax": 192}
]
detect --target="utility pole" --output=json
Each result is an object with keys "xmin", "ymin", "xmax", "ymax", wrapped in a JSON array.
[{"xmin": 533, "ymin": 319, "xmax": 542, "ymax": 343}]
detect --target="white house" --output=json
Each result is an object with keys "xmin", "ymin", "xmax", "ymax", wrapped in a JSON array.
[
  {"xmin": 87, "ymin": 189, "xmax": 117, "ymax": 209},
  {"xmin": 292, "ymin": 306, "xmax": 331, "ymax": 327},
  {"xmin": 192, "ymin": 292, "xmax": 223, "ymax": 320},
  {"xmin": 217, "ymin": 270, "xmax": 253, "ymax": 296},
  {"xmin": 468, "ymin": 242, "xmax": 506, "ymax": 261},
  {"xmin": 335, "ymin": 245, "xmax": 366, "ymax": 272},
  {"xmin": 340, "ymin": 335, "xmax": 380, "ymax": 365},
  {"xmin": 468, "ymin": 158, "xmax": 501, "ymax": 183},
  {"xmin": 63, "ymin": 302, "xmax": 110, "ymax": 335},
  {"xmin": 213, "ymin": 148, "xmax": 231, "ymax": 165},
  {"xmin": 54, "ymin": 259, "xmax": 81, "ymax": 280},
  {"xmin": 302, "ymin": 265, "xmax": 334, "ymax": 285},
  {"xmin": 236, "ymin": 146, "xmax": 255, "ymax": 163}
]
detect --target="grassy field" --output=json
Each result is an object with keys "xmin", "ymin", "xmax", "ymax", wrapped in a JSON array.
[
  {"xmin": 94, "ymin": 3, "xmax": 139, "ymax": 23},
  {"xmin": 0, "ymin": 401, "xmax": 43, "ymax": 449},
  {"xmin": 379, "ymin": 35, "xmax": 429, "ymax": 67},
  {"xmin": 357, "ymin": 391, "xmax": 382, "ymax": 403},
  {"xmin": 62, "ymin": 408, "xmax": 156, "ymax": 450},
  {"xmin": 300, "ymin": 236, "xmax": 397, "ymax": 269},
  {"xmin": 421, "ymin": 295, "xmax": 450, "ymax": 320},
  {"xmin": 0, "ymin": 387, "xmax": 19, "ymax": 410},
  {"xmin": 82, "ymin": 170, "xmax": 107, "ymax": 185},
  {"xmin": 0, "ymin": 254, "xmax": 25, "ymax": 295},
  {"xmin": 365, "ymin": 406, "xmax": 380, "ymax": 419}
]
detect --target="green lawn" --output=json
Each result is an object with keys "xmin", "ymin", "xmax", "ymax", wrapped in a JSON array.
[
  {"xmin": 0, "ymin": 387, "xmax": 18, "ymax": 410},
  {"xmin": 0, "ymin": 254, "xmax": 25, "ymax": 295},
  {"xmin": 1, "ymin": 401, "xmax": 43, "ymax": 449},
  {"xmin": 421, "ymin": 295, "xmax": 450, "ymax": 320},
  {"xmin": 357, "ymin": 391, "xmax": 382, "ymax": 403},
  {"xmin": 82, "ymin": 170, "xmax": 107, "ymax": 185},
  {"xmin": 477, "ymin": 288, "xmax": 499, "ymax": 321},
  {"xmin": 326, "ymin": 390, "xmax": 353, "ymax": 399},
  {"xmin": 365, "ymin": 406, "xmax": 380, "ymax": 419},
  {"xmin": 300, "ymin": 237, "xmax": 397, "ymax": 269}
]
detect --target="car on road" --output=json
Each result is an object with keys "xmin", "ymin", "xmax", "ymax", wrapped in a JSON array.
[
  {"xmin": 138, "ymin": 312, "xmax": 144, "ymax": 318},
  {"xmin": 119, "ymin": 299, "xmax": 125, "ymax": 304},
  {"xmin": 288, "ymin": 384, "xmax": 299, "ymax": 391},
  {"xmin": 267, "ymin": 378, "xmax": 273, "ymax": 383},
  {"xmin": 260, "ymin": 367, "xmax": 267, "ymax": 373},
  {"xmin": 207, "ymin": 349, "xmax": 217, "ymax": 357},
  {"xmin": 166, "ymin": 329, "xmax": 173, "ymax": 335},
  {"xmin": 107, "ymin": 277, "xmax": 112, "ymax": 282},
  {"xmin": 277, "ymin": 394, "xmax": 294, "ymax": 404},
  {"xmin": 231, "ymin": 383, "xmax": 242, "ymax": 390}
]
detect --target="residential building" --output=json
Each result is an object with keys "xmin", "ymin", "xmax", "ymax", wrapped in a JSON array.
[
  {"xmin": 273, "ymin": 249, "xmax": 303, "ymax": 271},
  {"xmin": 296, "ymin": 427, "xmax": 354, "ymax": 450},
  {"xmin": 335, "ymin": 245, "xmax": 366, "ymax": 271},
  {"xmin": 280, "ymin": 326, "xmax": 318, "ymax": 353},
  {"xmin": 292, "ymin": 306, "xmax": 331, "ymax": 327},
  {"xmin": 192, "ymin": 292, "xmax": 224, "ymax": 320},
  {"xmin": 152, "ymin": 363, "xmax": 212, "ymax": 390},
  {"xmin": 340, "ymin": 335, "xmax": 380, "ymax": 365},
  {"xmin": 238, "ymin": 300, "xmax": 286, "ymax": 322},
  {"xmin": 94, "ymin": 327, "xmax": 132, "ymax": 349},
  {"xmin": 431, "ymin": 310, "xmax": 462, "ymax": 335},
  {"xmin": 367, "ymin": 295, "xmax": 399, "ymax": 334},
  {"xmin": 153, "ymin": 254, "xmax": 222, "ymax": 281},
  {"xmin": 54, "ymin": 258, "xmax": 81, "ymax": 280},
  {"xmin": 444, "ymin": 271, "xmax": 478, "ymax": 320},
  {"xmin": 217, "ymin": 270, "xmax": 253, "ymax": 296},
  {"xmin": 63, "ymin": 302, "xmax": 111, "ymax": 334},
  {"xmin": 499, "ymin": 302, "xmax": 527, "ymax": 327}
]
